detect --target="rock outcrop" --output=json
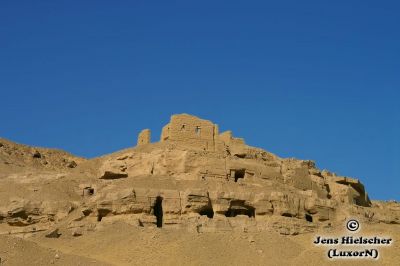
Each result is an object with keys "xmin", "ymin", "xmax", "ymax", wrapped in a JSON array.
[{"xmin": 0, "ymin": 114, "xmax": 399, "ymax": 238}]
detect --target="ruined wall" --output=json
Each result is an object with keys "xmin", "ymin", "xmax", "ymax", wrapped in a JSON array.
[
  {"xmin": 160, "ymin": 114, "xmax": 218, "ymax": 151},
  {"xmin": 159, "ymin": 114, "xmax": 246, "ymax": 153},
  {"xmin": 218, "ymin": 131, "xmax": 245, "ymax": 155},
  {"xmin": 137, "ymin": 129, "xmax": 151, "ymax": 146},
  {"xmin": 218, "ymin": 131, "xmax": 232, "ymax": 143},
  {"xmin": 219, "ymin": 131, "xmax": 245, "ymax": 146}
]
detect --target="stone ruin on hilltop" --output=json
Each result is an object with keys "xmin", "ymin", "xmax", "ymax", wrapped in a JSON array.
[
  {"xmin": 91, "ymin": 114, "xmax": 398, "ymax": 233},
  {"xmin": 0, "ymin": 114, "xmax": 399, "ymax": 237},
  {"xmin": 138, "ymin": 113, "xmax": 246, "ymax": 152}
]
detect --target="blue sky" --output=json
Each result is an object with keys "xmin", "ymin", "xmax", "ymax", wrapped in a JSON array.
[{"xmin": 1, "ymin": 1, "xmax": 399, "ymax": 200}]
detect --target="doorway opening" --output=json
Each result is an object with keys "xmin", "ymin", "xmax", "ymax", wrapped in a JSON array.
[
  {"xmin": 199, "ymin": 201, "xmax": 214, "ymax": 218},
  {"xmin": 154, "ymin": 196, "xmax": 163, "ymax": 228},
  {"xmin": 233, "ymin": 169, "xmax": 246, "ymax": 182}
]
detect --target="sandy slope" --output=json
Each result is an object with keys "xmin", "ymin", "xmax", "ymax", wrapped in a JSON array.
[{"xmin": 0, "ymin": 221, "xmax": 397, "ymax": 266}]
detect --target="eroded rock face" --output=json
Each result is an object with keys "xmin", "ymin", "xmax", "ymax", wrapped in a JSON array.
[
  {"xmin": 98, "ymin": 160, "xmax": 128, "ymax": 179},
  {"xmin": 0, "ymin": 198, "xmax": 76, "ymax": 233},
  {"xmin": 0, "ymin": 114, "xmax": 399, "ymax": 238}
]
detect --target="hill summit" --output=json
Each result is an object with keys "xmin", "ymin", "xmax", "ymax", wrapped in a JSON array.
[
  {"xmin": 1, "ymin": 114, "xmax": 398, "ymax": 233},
  {"xmin": 0, "ymin": 114, "xmax": 399, "ymax": 264}
]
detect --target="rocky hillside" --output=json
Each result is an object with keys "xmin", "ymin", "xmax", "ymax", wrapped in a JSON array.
[
  {"xmin": 0, "ymin": 114, "xmax": 399, "ymax": 265},
  {"xmin": 0, "ymin": 138, "xmax": 85, "ymax": 175}
]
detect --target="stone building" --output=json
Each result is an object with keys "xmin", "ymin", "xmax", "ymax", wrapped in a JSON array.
[
  {"xmin": 160, "ymin": 114, "xmax": 218, "ymax": 151},
  {"xmin": 157, "ymin": 113, "xmax": 245, "ymax": 152}
]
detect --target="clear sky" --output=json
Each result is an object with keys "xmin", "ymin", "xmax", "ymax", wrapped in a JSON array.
[{"xmin": 1, "ymin": 1, "xmax": 399, "ymax": 200}]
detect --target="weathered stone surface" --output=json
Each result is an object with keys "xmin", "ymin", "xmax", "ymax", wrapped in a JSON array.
[
  {"xmin": 99, "ymin": 160, "xmax": 128, "ymax": 179},
  {"xmin": 137, "ymin": 129, "xmax": 151, "ymax": 146},
  {"xmin": 0, "ymin": 114, "xmax": 398, "ymax": 238}
]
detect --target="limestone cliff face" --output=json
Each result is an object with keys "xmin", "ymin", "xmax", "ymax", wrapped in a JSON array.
[{"xmin": 0, "ymin": 114, "xmax": 398, "ymax": 238}]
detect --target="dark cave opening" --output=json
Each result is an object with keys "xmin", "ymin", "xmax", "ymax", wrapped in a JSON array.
[
  {"xmin": 233, "ymin": 169, "xmax": 245, "ymax": 182},
  {"xmin": 199, "ymin": 206, "xmax": 214, "ymax": 218},
  {"xmin": 154, "ymin": 196, "xmax": 163, "ymax": 228},
  {"xmin": 225, "ymin": 200, "xmax": 255, "ymax": 218},
  {"xmin": 305, "ymin": 213, "xmax": 313, "ymax": 222},
  {"xmin": 97, "ymin": 209, "xmax": 110, "ymax": 222},
  {"xmin": 83, "ymin": 187, "xmax": 94, "ymax": 196}
]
